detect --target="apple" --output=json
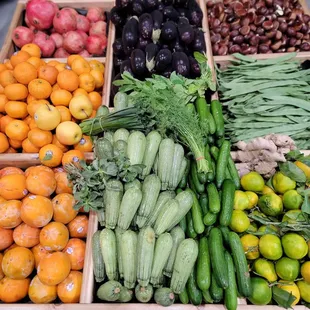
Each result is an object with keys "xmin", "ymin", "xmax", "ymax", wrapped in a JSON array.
[
  {"xmin": 34, "ymin": 104, "xmax": 61, "ymax": 130},
  {"xmin": 56, "ymin": 121, "xmax": 83, "ymax": 145},
  {"xmin": 69, "ymin": 95, "xmax": 93, "ymax": 120}
]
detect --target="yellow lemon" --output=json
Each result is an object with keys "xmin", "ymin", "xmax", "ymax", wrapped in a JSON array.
[
  {"xmin": 241, "ymin": 172, "xmax": 265, "ymax": 192},
  {"xmin": 272, "ymin": 172, "xmax": 296, "ymax": 194},
  {"xmin": 259, "ymin": 234, "xmax": 283, "ymax": 260},
  {"xmin": 301, "ymin": 261, "xmax": 310, "ymax": 283},
  {"xmin": 277, "ymin": 281, "xmax": 300, "ymax": 306},
  {"xmin": 234, "ymin": 190, "xmax": 250, "ymax": 210},
  {"xmin": 245, "ymin": 191, "xmax": 258, "ymax": 209},
  {"xmin": 297, "ymin": 280, "xmax": 310, "ymax": 303},
  {"xmin": 253, "ymin": 258, "xmax": 278, "ymax": 282},
  {"xmin": 240, "ymin": 234, "xmax": 260, "ymax": 260}
]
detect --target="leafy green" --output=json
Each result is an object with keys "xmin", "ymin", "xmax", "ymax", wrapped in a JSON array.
[
  {"xmin": 272, "ymin": 286, "xmax": 296, "ymax": 309},
  {"xmin": 285, "ymin": 150, "xmax": 304, "ymax": 161},
  {"xmin": 301, "ymin": 189, "xmax": 310, "ymax": 215},
  {"xmin": 279, "ymin": 162, "xmax": 307, "ymax": 183}
]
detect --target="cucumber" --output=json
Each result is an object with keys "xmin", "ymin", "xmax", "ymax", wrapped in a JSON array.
[
  {"xmin": 188, "ymin": 189, "xmax": 204, "ymax": 234},
  {"xmin": 96, "ymin": 105, "xmax": 109, "ymax": 117},
  {"xmin": 203, "ymin": 212, "xmax": 217, "ymax": 226},
  {"xmin": 179, "ymin": 216, "xmax": 187, "ymax": 232},
  {"xmin": 119, "ymin": 287, "xmax": 133, "ymax": 302},
  {"xmin": 206, "ymin": 183, "xmax": 221, "ymax": 214},
  {"xmin": 219, "ymin": 179, "xmax": 236, "ymax": 227},
  {"xmin": 198, "ymin": 172, "xmax": 207, "ymax": 184},
  {"xmin": 224, "ymin": 251, "xmax": 238, "ymax": 310},
  {"xmin": 229, "ymin": 232, "xmax": 252, "ymax": 297},
  {"xmin": 135, "ymin": 284, "xmax": 154, "ymax": 303},
  {"xmin": 186, "ymin": 103, "xmax": 196, "ymax": 114},
  {"xmin": 186, "ymin": 211, "xmax": 197, "ymax": 238},
  {"xmin": 199, "ymin": 193, "xmax": 208, "ymax": 216},
  {"xmin": 158, "ymin": 138, "xmax": 175, "ymax": 190},
  {"xmin": 178, "ymin": 175, "xmax": 187, "ymax": 189},
  {"xmin": 209, "ymin": 228, "xmax": 228, "ymax": 289},
  {"xmin": 154, "ymin": 288, "xmax": 175, "ymax": 306},
  {"xmin": 97, "ymin": 280, "xmax": 122, "ymax": 301},
  {"xmin": 114, "ymin": 92, "xmax": 128, "ymax": 111},
  {"xmin": 206, "ymin": 105, "xmax": 216, "ymax": 135},
  {"xmin": 197, "ymin": 237, "xmax": 211, "ymax": 291},
  {"xmin": 204, "ymin": 145, "xmax": 214, "ymax": 182},
  {"xmin": 219, "ymin": 226, "xmax": 230, "ymax": 248},
  {"xmin": 202, "ymin": 289, "xmax": 214, "ymax": 303},
  {"xmin": 127, "ymin": 131, "xmax": 146, "ymax": 165},
  {"xmin": 216, "ymin": 140, "xmax": 231, "ymax": 189},
  {"xmin": 228, "ymin": 155, "xmax": 241, "ymax": 189},
  {"xmin": 186, "ymin": 267, "xmax": 202, "ymax": 305},
  {"xmin": 179, "ymin": 287, "xmax": 189, "ymax": 304},
  {"xmin": 190, "ymin": 162, "xmax": 205, "ymax": 194},
  {"xmin": 211, "ymin": 99, "xmax": 225, "ymax": 138},
  {"xmin": 210, "ymin": 274, "xmax": 223, "ymax": 302},
  {"xmin": 113, "ymin": 128, "xmax": 129, "ymax": 143}
]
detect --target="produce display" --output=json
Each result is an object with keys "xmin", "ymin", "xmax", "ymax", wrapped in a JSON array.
[
  {"xmin": 12, "ymin": 0, "xmax": 107, "ymax": 57},
  {"xmin": 0, "ymin": 165, "xmax": 88, "ymax": 303},
  {"xmin": 207, "ymin": 0, "xmax": 310, "ymax": 55}
]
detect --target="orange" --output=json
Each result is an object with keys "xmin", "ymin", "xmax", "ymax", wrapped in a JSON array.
[
  {"xmin": 47, "ymin": 60, "xmax": 60, "ymax": 67},
  {"xmin": 37, "ymin": 252, "xmax": 71, "ymax": 286},
  {"xmin": 4, "ymin": 83, "xmax": 28, "ymax": 101},
  {"xmin": 67, "ymin": 55, "xmax": 82, "ymax": 67},
  {"xmin": 27, "ymin": 99, "xmax": 49, "ymax": 117},
  {"xmin": 0, "ymin": 277, "xmax": 30, "ymax": 303},
  {"xmin": 4, "ymin": 243, "xmax": 18, "ymax": 253},
  {"xmin": 62, "ymin": 150, "xmax": 85, "ymax": 168},
  {"xmin": 74, "ymin": 135, "xmax": 93, "ymax": 152},
  {"xmin": 28, "ymin": 79, "xmax": 52, "ymax": 99},
  {"xmin": 57, "ymin": 270, "xmax": 82, "ymax": 303},
  {"xmin": 13, "ymin": 223, "xmax": 40, "ymax": 248},
  {"xmin": 28, "ymin": 275, "xmax": 57, "ymax": 304},
  {"xmin": 4, "ymin": 60, "xmax": 13, "ymax": 70},
  {"xmin": 27, "ymin": 93, "xmax": 37, "ymax": 104},
  {"xmin": 28, "ymin": 118, "xmax": 37, "ymax": 129},
  {"xmin": 68, "ymin": 215, "xmax": 88, "ymax": 238},
  {"xmin": 5, "ymin": 147, "xmax": 17, "ymax": 153},
  {"xmin": 0, "ymin": 64, "xmax": 7, "ymax": 73},
  {"xmin": 0, "ymin": 70, "xmax": 17, "ymax": 87},
  {"xmin": 50, "ymin": 89, "xmax": 72, "ymax": 106},
  {"xmin": 0, "ymin": 167, "xmax": 24, "ymax": 177},
  {"xmin": 39, "ymin": 221, "xmax": 69, "ymax": 252},
  {"xmin": 32, "ymin": 244, "xmax": 50, "ymax": 269},
  {"xmin": 0, "ymin": 133, "xmax": 9, "ymax": 153},
  {"xmin": 0, "ymin": 227, "xmax": 13, "ymax": 251},
  {"xmin": 27, "ymin": 56, "xmax": 42, "ymax": 69},
  {"xmin": 55, "ymin": 63, "xmax": 66, "ymax": 73},
  {"xmin": 55, "ymin": 106, "xmax": 71, "ymax": 122},
  {"xmin": 52, "ymin": 134, "xmax": 69, "ymax": 153},
  {"xmin": 9, "ymin": 138, "xmax": 23, "ymax": 149},
  {"xmin": 5, "ymin": 101, "xmax": 28, "ymax": 118},
  {"xmin": 24, "ymin": 165, "xmax": 53, "ymax": 178},
  {"xmin": 79, "ymin": 73, "xmax": 95, "ymax": 92},
  {"xmin": 39, "ymin": 144, "xmax": 63, "ymax": 168},
  {"xmin": 26, "ymin": 169, "xmax": 56, "ymax": 197},
  {"xmin": 5, "ymin": 120, "xmax": 29, "ymax": 141},
  {"xmin": 89, "ymin": 60, "xmax": 105, "ymax": 73},
  {"xmin": 0, "ymin": 254, "xmax": 4, "ymax": 280},
  {"xmin": 55, "ymin": 171, "xmax": 73, "ymax": 195},
  {"xmin": 88, "ymin": 91, "xmax": 102, "ymax": 110},
  {"xmin": 71, "ymin": 57, "xmax": 91, "ymax": 75},
  {"xmin": 88, "ymin": 109, "xmax": 97, "ymax": 119},
  {"xmin": 28, "ymin": 127, "xmax": 53, "ymax": 148},
  {"xmin": 0, "ymin": 197, "xmax": 5, "ymax": 203},
  {"xmin": 57, "ymin": 70, "xmax": 79, "ymax": 92},
  {"xmin": 13, "ymin": 62, "xmax": 37, "ymax": 84},
  {"xmin": 73, "ymin": 88, "xmax": 88, "ymax": 97},
  {"xmin": 52, "ymin": 83, "xmax": 61, "ymax": 91},
  {"xmin": 22, "ymin": 138, "xmax": 40, "ymax": 153},
  {"xmin": 2, "ymin": 246, "xmax": 34, "ymax": 279},
  {"xmin": 0, "ymin": 200, "xmax": 22, "ymax": 229},
  {"xmin": 23, "ymin": 115, "xmax": 32, "ymax": 125},
  {"xmin": 0, "ymin": 94, "xmax": 8, "ymax": 113},
  {"xmin": 52, "ymin": 193, "xmax": 78, "ymax": 224},
  {"xmin": 21, "ymin": 195, "xmax": 53, "ymax": 228},
  {"xmin": 21, "ymin": 43, "xmax": 41, "ymax": 58},
  {"xmin": 0, "ymin": 85, "xmax": 4, "ymax": 94},
  {"xmin": 0, "ymin": 115, "xmax": 14, "ymax": 133},
  {"xmin": 0, "ymin": 174, "xmax": 28, "ymax": 200},
  {"xmin": 63, "ymin": 238, "xmax": 85, "ymax": 270},
  {"xmin": 90, "ymin": 69, "xmax": 104, "ymax": 89},
  {"xmin": 37, "ymin": 65, "xmax": 58, "ymax": 85},
  {"xmin": 10, "ymin": 51, "xmax": 30, "ymax": 68}
]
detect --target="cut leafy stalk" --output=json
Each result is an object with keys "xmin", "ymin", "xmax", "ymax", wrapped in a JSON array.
[{"xmin": 272, "ymin": 286, "xmax": 296, "ymax": 309}]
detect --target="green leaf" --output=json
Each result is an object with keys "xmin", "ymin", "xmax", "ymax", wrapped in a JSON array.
[
  {"xmin": 194, "ymin": 52, "xmax": 207, "ymax": 64},
  {"xmin": 299, "ymin": 156, "xmax": 310, "ymax": 167},
  {"xmin": 301, "ymin": 189, "xmax": 310, "ymax": 215},
  {"xmin": 279, "ymin": 162, "xmax": 307, "ymax": 183},
  {"xmin": 272, "ymin": 286, "xmax": 296, "ymax": 309},
  {"xmin": 285, "ymin": 150, "xmax": 304, "ymax": 161}
]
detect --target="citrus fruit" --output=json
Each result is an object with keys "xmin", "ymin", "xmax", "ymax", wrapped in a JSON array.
[
  {"xmin": 241, "ymin": 172, "xmax": 265, "ymax": 192},
  {"xmin": 28, "ymin": 275, "xmax": 57, "ymax": 304},
  {"xmin": 248, "ymin": 277, "xmax": 272, "ymax": 305},
  {"xmin": 262, "ymin": 185, "xmax": 274, "ymax": 194},
  {"xmin": 275, "ymin": 257, "xmax": 300, "ymax": 281},
  {"xmin": 282, "ymin": 190, "xmax": 303, "ymax": 210},
  {"xmin": 272, "ymin": 172, "xmax": 296, "ymax": 194},
  {"xmin": 282, "ymin": 210, "xmax": 307, "ymax": 224},
  {"xmin": 277, "ymin": 281, "xmax": 300, "ymax": 306},
  {"xmin": 240, "ymin": 234, "xmax": 260, "ymax": 260},
  {"xmin": 297, "ymin": 280, "xmax": 310, "ymax": 303},
  {"xmin": 259, "ymin": 234, "xmax": 283, "ymax": 260},
  {"xmin": 282, "ymin": 233, "xmax": 308, "ymax": 260},
  {"xmin": 233, "ymin": 190, "xmax": 250, "ymax": 210},
  {"xmin": 229, "ymin": 210, "xmax": 250, "ymax": 233},
  {"xmin": 258, "ymin": 225, "xmax": 279, "ymax": 235},
  {"xmin": 301, "ymin": 261, "xmax": 310, "ymax": 283},
  {"xmin": 0, "ymin": 277, "xmax": 30, "ymax": 303},
  {"xmin": 253, "ymin": 258, "xmax": 277, "ymax": 282},
  {"xmin": 258, "ymin": 193, "xmax": 283, "ymax": 216},
  {"xmin": 57, "ymin": 270, "xmax": 83, "ymax": 303},
  {"xmin": 245, "ymin": 191, "xmax": 258, "ymax": 209}
]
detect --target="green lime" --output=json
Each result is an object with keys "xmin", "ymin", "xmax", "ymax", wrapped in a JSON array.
[
  {"xmin": 259, "ymin": 234, "xmax": 283, "ymax": 260},
  {"xmin": 253, "ymin": 258, "xmax": 277, "ymax": 282},
  {"xmin": 282, "ymin": 210, "xmax": 307, "ymax": 224},
  {"xmin": 245, "ymin": 191, "xmax": 258, "ymax": 209},
  {"xmin": 240, "ymin": 234, "xmax": 260, "ymax": 260},
  {"xmin": 282, "ymin": 233, "xmax": 308, "ymax": 260},
  {"xmin": 272, "ymin": 172, "xmax": 296, "ymax": 194},
  {"xmin": 282, "ymin": 190, "xmax": 303, "ymax": 210},
  {"xmin": 258, "ymin": 225, "xmax": 279, "ymax": 235},
  {"xmin": 277, "ymin": 281, "xmax": 300, "ymax": 306},
  {"xmin": 297, "ymin": 281, "xmax": 310, "ymax": 303},
  {"xmin": 248, "ymin": 277, "xmax": 272, "ymax": 305},
  {"xmin": 258, "ymin": 193, "xmax": 283, "ymax": 216},
  {"xmin": 234, "ymin": 190, "xmax": 250, "ymax": 210},
  {"xmin": 229, "ymin": 210, "xmax": 250, "ymax": 233},
  {"xmin": 275, "ymin": 257, "xmax": 300, "ymax": 281},
  {"xmin": 241, "ymin": 172, "xmax": 265, "ymax": 192}
]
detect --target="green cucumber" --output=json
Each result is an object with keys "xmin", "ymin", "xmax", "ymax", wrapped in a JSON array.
[
  {"xmin": 204, "ymin": 145, "xmax": 214, "ymax": 182},
  {"xmin": 206, "ymin": 183, "xmax": 221, "ymax": 214},
  {"xmin": 219, "ymin": 226, "xmax": 230, "ymax": 248},
  {"xmin": 188, "ymin": 189, "xmax": 204, "ymax": 234},
  {"xmin": 210, "ymin": 274, "xmax": 223, "ymax": 302},
  {"xmin": 178, "ymin": 175, "xmax": 187, "ymax": 189},
  {"xmin": 211, "ymin": 99, "xmax": 225, "ymax": 138},
  {"xmin": 186, "ymin": 211, "xmax": 197, "ymax": 239},
  {"xmin": 186, "ymin": 103, "xmax": 196, "ymax": 114},
  {"xmin": 179, "ymin": 216, "xmax": 187, "ymax": 232},
  {"xmin": 216, "ymin": 140, "xmax": 231, "ymax": 189},
  {"xmin": 228, "ymin": 155, "xmax": 241, "ymax": 189},
  {"xmin": 203, "ymin": 212, "xmax": 217, "ymax": 226},
  {"xmin": 206, "ymin": 105, "xmax": 216, "ymax": 135},
  {"xmin": 186, "ymin": 267, "xmax": 202, "ymax": 306},
  {"xmin": 179, "ymin": 287, "xmax": 189, "ymax": 304},
  {"xmin": 202, "ymin": 289, "xmax": 214, "ymax": 303},
  {"xmin": 219, "ymin": 179, "xmax": 236, "ymax": 226},
  {"xmin": 224, "ymin": 251, "xmax": 238, "ymax": 310},
  {"xmin": 199, "ymin": 193, "xmax": 208, "ymax": 216},
  {"xmin": 198, "ymin": 172, "xmax": 207, "ymax": 184},
  {"xmin": 197, "ymin": 237, "xmax": 211, "ymax": 291},
  {"xmin": 190, "ymin": 162, "xmax": 205, "ymax": 194}
]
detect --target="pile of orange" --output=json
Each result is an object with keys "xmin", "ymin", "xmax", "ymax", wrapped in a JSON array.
[
  {"xmin": 0, "ymin": 43, "xmax": 105, "ymax": 167},
  {"xmin": 0, "ymin": 165, "xmax": 89, "ymax": 304}
]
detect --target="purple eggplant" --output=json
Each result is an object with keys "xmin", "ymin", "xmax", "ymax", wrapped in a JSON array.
[
  {"xmin": 163, "ymin": 6, "xmax": 179, "ymax": 22},
  {"xmin": 162, "ymin": 65, "xmax": 173, "ymax": 78},
  {"xmin": 137, "ymin": 37, "xmax": 151, "ymax": 50},
  {"xmin": 178, "ymin": 21, "xmax": 194, "ymax": 44},
  {"xmin": 114, "ymin": 56, "xmax": 124, "ymax": 67},
  {"xmin": 187, "ymin": 0, "xmax": 203, "ymax": 26},
  {"xmin": 189, "ymin": 56, "xmax": 201, "ymax": 77},
  {"xmin": 115, "ymin": 0, "xmax": 132, "ymax": 8},
  {"xmin": 151, "ymin": 10, "xmax": 163, "ymax": 42},
  {"xmin": 122, "ymin": 17, "xmax": 139, "ymax": 55},
  {"xmin": 174, "ymin": 0, "xmax": 188, "ymax": 7},
  {"xmin": 131, "ymin": 49, "xmax": 146, "ymax": 76},
  {"xmin": 157, "ymin": 2, "xmax": 165, "ymax": 11},
  {"xmin": 177, "ymin": 8, "xmax": 189, "ymax": 17},
  {"xmin": 172, "ymin": 52, "xmax": 190, "ymax": 77},
  {"xmin": 120, "ymin": 59, "xmax": 134, "ymax": 75},
  {"xmin": 192, "ymin": 29, "xmax": 206, "ymax": 53},
  {"xmin": 144, "ymin": 0, "xmax": 158, "ymax": 11},
  {"xmin": 155, "ymin": 48, "xmax": 172, "ymax": 72},
  {"xmin": 162, "ymin": 0, "xmax": 173, "ymax": 5},
  {"xmin": 145, "ymin": 43, "xmax": 159, "ymax": 71},
  {"xmin": 161, "ymin": 21, "xmax": 177, "ymax": 42},
  {"xmin": 132, "ymin": 0, "xmax": 145, "ymax": 16},
  {"xmin": 110, "ymin": 7, "xmax": 126, "ymax": 27},
  {"xmin": 139, "ymin": 13, "xmax": 153, "ymax": 39},
  {"xmin": 113, "ymin": 38, "xmax": 124, "ymax": 56},
  {"xmin": 170, "ymin": 38, "xmax": 184, "ymax": 53}
]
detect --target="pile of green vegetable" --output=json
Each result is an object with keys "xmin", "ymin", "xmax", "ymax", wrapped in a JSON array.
[{"xmin": 216, "ymin": 53, "xmax": 310, "ymax": 149}]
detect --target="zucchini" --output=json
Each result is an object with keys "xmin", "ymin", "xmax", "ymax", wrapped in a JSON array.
[
  {"xmin": 97, "ymin": 280, "xmax": 122, "ymax": 301},
  {"xmin": 206, "ymin": 183, "xmax": 221, "ymax": 214},
  {"xmin": 137, "ymin": 226, "xmax": 156, "ymax": 287},
  {"xmin": 210, "ymin": 274, "xmax": 223, "ymax": 302},
  {"xmin": 170, "ymin": 239, "xmax": 199, "ymax": 294},
  {"xmin": 104, "ymin": 180, "xmax": 123, "ymax": 230},
  {"xmin": 104, "ymin": 131, "xmax": 114, "ymax": 144},
  {"xmin": 137, "ymin": 174, "xmax": 161, "ymax": 228},
  {"xmin": 153, "ymin": 153, "xmax": 159, "ymax": 175},
  {"xmin": 113, "ymin": 128, "xmax": 130, "ymax": 143},
  {"xmin": 135, "ymin": 284, "xmax": 154, "ymax": 303},
  {"xmin": 168, "ymin": 144, "xmax": 185, "ymax": 190},
  {"xmin": 164, "ymin": 226, "xmax": 185, "ymax": 277},
  {"xmin": 190, "ymin": 162, "xmax": 205, "ymax": 194},
  {"xmin": 189, "ymin": 189, "xmax": 204, "ymax": 234},
  {"xmin": 158, "ymin": 138, "xmax": 175, "ymax": 190},
  {"xmin": 124, "ymin": 179, "xmax": 141, "ymax": 191},
  {"xmin": 203, "ymin": 212, "xmax": 217, "ymax": 226},
  {"xmin": 100, "ymin": 229, "xmax": 117, "ymax": 281},
  {"xmin": 151, "ymin": 233, "xmax": 173, "ymax": 286},
  {"xmin": 92, "ymin": 231, "xmax": 105, "ymax": 283},
  {"xmin": 228, "ymin": 155, "xmax": 241, "ymax": 189},
  {"xmin": 154, "ymin": 199, "xmax": 179, "ymax": 236},
  {"xmin": 141, "ymin": 130, "xmax": 162, "ymax": 178},
  {"xmin": 113, "ymin": 140, "xmax": 127, "ymax": 157},
  {"xmin": 154, "ymin": 287, "xmax": 175, "ymax": 306},
  {"xmin": 117, "ymin": 187, "xmax": 143, "ymax": 231},
  {"xmin": 211, "ymin": 99, "xmax": 225, "ymax": 138},
  {"xmin": 114, "ymin": 91, "xmax": 128, "ymax": 111},
  {"xmin": 127, "ymin": 131, "xmax": 146, "ymax": 165},
  {"xmin": 115, "ymin": 228, "xmax": 124, "ymax": 279},
  {"xmin": 121, "ymin": 230, "xmax": 138, "ymax": 289},
  {"xmin": 209, "ymin": 228, "xmax": 228, "ymax": 289},
  {"xmin": 176, "ymin": 158, "xmax": 189, "ymax": 189},
  {"xmin": 219, "ymin": 179, "xmax": 235, "ymax": 226},
  {"xmin": 229, "ymin": 232, "xmax": 252, "ymax": 297},
  {"xmin": 179, "ymin": 287, "xmax": 189, "ymax": 304},
  {"xmin": 197, "ymin": 237, "xmax": 211, "ymax": 291},
  {"xmin": 96, "ymin": 105, "xmax": 109, "ymax": 117},
  {"xmin": 224, "ymin": 251, "xmax": 238, "ymax": 310},
  {"xmin": 216, "ymin": 140, "xmax": 231, "ymax": 189},
  {"xmin": 186, "ymin": 266, "xmax": 202, "ymax": 305},
  {"xmin": 97, "ymin": 210, "xmax": 105, "ymax": 227},
  {"xmin": 94, "ymin": 137, "xmax": 113, "ymax": 160},
  {"xmin": 119, "ymin": 286, "xmax": 133, "ymax": 302},
  {"xmin": 186, "ymin": 211, "xmax": 197, "ymax": 238},
  {"xmin": 199, "ymin": 193, "xmax": 208, "ymax": 216},
  {"xmin": 202, "ymin": 289, "xmax": 214, "ymax": 304}
]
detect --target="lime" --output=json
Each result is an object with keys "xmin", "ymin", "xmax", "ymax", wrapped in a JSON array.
[
  {"xmin": 253, "ymin": 258, "xmax": 278, "ymax": 282},
  {"xmin": 247, "ymin": 222, "xmax": 258, "ymax": 233},
  {"xmin": 282, "ymin": 190, "xmax": 303, "ymax": 210},
  {"xmin": 275, "ymin": 257, "xmax": 300, "ymax": 281},
  {"xmin": 241, "ymin": 172, "xmax": 265, "ymax": 192},
  {"xmin": 245, "ymin": 191, "xmax": 258, "ymax": 209},
  {"xmin": 297, "ymin": 280, "xmax": 310, "ymax": 303},
  {"xmin": 262, "ymin": 185, "xmax": 274, "ymax": 195},
  {"xmin": 301, "ymin": 261, "xmax": 310, "ymax": 283},
  {"xmin": 258, "ymin": 193, "xmax": 283, "ymax": 216},
  {"xmin": 258, "ymin": 225, "xmax": 279, "ymax": 235},
  {"xmin": 234, "ymin": 190, "xmax": 250, "ymax": 210},
  {"xmin": 259, "ymin": 234, "xmax": 283, "ymax": 260},
  {"xmin": 295, "ymin": 161, "xmax": 310, "ymax": 178},
  {"xmin": 277, "ymin": 281, "xmax": 300, "ymax": 306},
  {"xmin": 282, "ymin": 233, "xmax": 308, "ymax": 260},
  {"xmin": 229, "ymin": 210, "xmax": 250, "ymax": 233},
  {"xmin": 240, "ymin": 234, "xmax": 260, "ymax": 260},
  {"xmin": 248, "ymin": 277, "xmax": 272, "ymax": 305},
  {"xmin": 308, "ymin": 240, "xmax": 310, "ymax": 259},
  {"xmin": 272, "ymin": 172, "xmax": 296, "ymax": 194},
  {"xmin": 282, "ymin": 210, "xmax": 307, "ymax": 224}
]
